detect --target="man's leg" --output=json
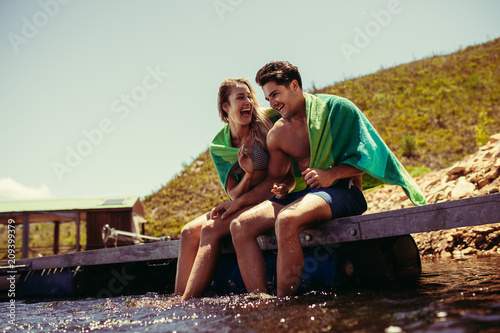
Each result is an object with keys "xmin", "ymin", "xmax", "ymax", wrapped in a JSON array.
[
  {"xmin": 275, "ymin": 194, "xmax": 332, "ymax": 297},
  {"xmin": 174, "ymin": 212, "xmax": 209, "ymax": 295},
  {"xmin": 182, "ymin": 206, "xmax": 254, "ymax": 300},
  {"xmin": 230, "ymin": 200, "xmax": 284, "ymax": 294}
]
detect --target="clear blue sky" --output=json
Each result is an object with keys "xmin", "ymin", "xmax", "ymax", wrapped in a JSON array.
[{"xmin": 1, "ymin": 0, "xmax": 499, "ymax": 201}]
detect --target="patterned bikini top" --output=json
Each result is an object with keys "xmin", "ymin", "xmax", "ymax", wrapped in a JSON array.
[{"xmin": 230, "ymin": 144, "xmax": 270, "ymax": 176}]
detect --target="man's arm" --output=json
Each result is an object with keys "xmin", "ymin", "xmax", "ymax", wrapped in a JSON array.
[
  {"xmin": 211, "ymin": 127, "xmax": 291, "ymax": 219},
  {"xmin": 271, "ymin": 163, "xmax": 295, "ymax": 199}
]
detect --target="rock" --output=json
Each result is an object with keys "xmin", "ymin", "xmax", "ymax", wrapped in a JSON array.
[
  {"xmin": 451, "ymin": 177, "xmax": 476, "ymax": 199},
  {"xmin": 474, "ymin": 226, "xmax": 496, "ymax": 233},
  {"xmin": 365, "ymin": 132, "xmax": 500, "ymax": 257},
  {"xmin": 477, "ymin": 179, "xmax": 490, "ymax": 189},
  {"xmin": 488, "ymin": 133, "xmax": 500, "ymax": 144},
  {"xmin": 485, "ymin": 167, "xmax": 499, "ymax": 180},
  {"xmin": 446, "ymin": 165, "xmax": 466, "ymax": 176}
]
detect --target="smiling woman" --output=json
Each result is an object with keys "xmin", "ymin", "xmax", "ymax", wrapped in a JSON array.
[
  {"xmin": 173, "ymin": 78, "xmax": 292, "ymax": 300},
  {"xmin": 218, "ymin": 80, "xmax": 273, "ymax": 197}
]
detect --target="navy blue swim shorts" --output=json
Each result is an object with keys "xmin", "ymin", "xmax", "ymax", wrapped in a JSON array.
[{"xmin": 268, "ymin": 179, "xmax": 367, "ymax": 219}]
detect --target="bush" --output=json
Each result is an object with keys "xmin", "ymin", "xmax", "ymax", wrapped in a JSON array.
[{"xmin": 400, "ymin": 134, "xmax": 418, "ymax": 158}]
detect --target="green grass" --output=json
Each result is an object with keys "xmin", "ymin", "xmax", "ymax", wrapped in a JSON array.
[
  {"xmin": 142, "ymin": 149, "xmax": 227, "ymax": 239},
  {"xmin": 312, "ymin": 39, "xmax": 500, "ymax": 170}
]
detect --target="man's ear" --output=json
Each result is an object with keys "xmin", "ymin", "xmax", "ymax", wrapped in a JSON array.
[{"xmin": 290, "ymin": 79, "xmax": 300, "ymax": 92}]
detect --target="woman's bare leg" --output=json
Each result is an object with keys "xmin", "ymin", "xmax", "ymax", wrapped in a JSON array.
[
  {"xmin": 174, "ymin": 212, "xmax": 209, "ymax": 295},
  {"xmin": 182, "ymin": 206, "xmax": 253, "ymax": 300}
]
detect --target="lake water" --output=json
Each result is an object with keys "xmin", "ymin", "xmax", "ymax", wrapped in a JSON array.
[{"xmin": 1, "ymin": 255, "xmax": 500, "ymax": 332}]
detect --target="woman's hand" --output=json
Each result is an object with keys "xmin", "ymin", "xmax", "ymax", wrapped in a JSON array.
[
  {"xmin": 238, "ymin": 144, "xmax": 254, "ymax": 175},
  {"xmin": 211, "ymin": 200, "xmax": 241, "ymax": 220}
]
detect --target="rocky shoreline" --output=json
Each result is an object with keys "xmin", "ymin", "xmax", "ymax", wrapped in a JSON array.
[{"xmin": 364, "ymin": 134, "xmax": 500, "ymax": 258}]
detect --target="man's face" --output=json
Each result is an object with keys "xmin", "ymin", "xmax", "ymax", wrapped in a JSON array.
[{"xmin": 262, "ymin": 80, "xmax": 300, "ymax": 120}]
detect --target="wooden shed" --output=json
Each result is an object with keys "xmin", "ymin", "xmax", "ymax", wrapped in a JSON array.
[{"xmin": 0, "ymin": 197, "xmax": 145, "ymax": 258}]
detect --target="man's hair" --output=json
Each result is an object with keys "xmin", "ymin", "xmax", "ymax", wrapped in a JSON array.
[{"xmin": 255, "ymin": 60, "xmax": 302, "ymax": 89}]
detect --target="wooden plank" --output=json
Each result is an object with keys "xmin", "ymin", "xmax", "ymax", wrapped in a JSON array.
[
  {"xmin": 287, "ymin": 193, "xmax": 500, "ymax": 249},
  {"xmin": 53, "ymin": 221, "xmax": 60, "ymax": 255},
  {"xmin": 9, "ymin": 193, "xmax": 500, "ymax": 272},
  {"xmin": 13, "ymin": 240, "xmax": 180, "ymax": 271},
  {"xmin": 75, "ymin": 210, "xmax": 81, "ymax": 252},
  {"xmin": 22, "ymin": 212, "xmax": 29, "ymax": 259},
  {"xmin": 36, "ymin": 211, "xmax": 77, "ymax": 221}
]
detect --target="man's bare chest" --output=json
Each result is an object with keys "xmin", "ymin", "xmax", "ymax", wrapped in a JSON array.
[{"xmin": 281, "ymin": 124, "xmax": 310, "ymax": 168}]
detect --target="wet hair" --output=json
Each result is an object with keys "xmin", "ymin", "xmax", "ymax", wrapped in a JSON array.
[
  {"xmin": 217, "ymin": 78, "xmax": 273, "ymax": 149},
  {"xmin": 255, "ymin": 60, "xmax": 302, "ymax": 89}
]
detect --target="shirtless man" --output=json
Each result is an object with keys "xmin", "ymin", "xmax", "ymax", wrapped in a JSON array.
[{"xmin": 211, "ymin": 61, "xmax": 425, "ymax": 297}]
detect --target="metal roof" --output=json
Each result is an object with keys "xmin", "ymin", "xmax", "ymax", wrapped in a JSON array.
[{"xmin": 0, "ymin": 196, "xmax": 141, "ymax": 214}]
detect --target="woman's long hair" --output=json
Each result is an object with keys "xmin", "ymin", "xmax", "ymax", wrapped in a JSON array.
[{"xmin": 217, "ymin": 78, "xmax": 273, "ymax": 149}]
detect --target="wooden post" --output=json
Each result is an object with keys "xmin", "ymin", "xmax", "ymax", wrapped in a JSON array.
[
  {"xmin": 75, "ymin": 210, "xmax": 81, "ymax": 252},
  {"xmin": 53, "ymin": 221, "xmax": 60, "ymax": 255},
  {"xmin": 22, "ymin": 212, "xmax": 29, "ymax": 259}
]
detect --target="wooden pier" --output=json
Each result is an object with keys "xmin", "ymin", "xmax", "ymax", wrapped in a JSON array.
[{"xmin": 5, "ymin": 193, "xmax": 499, "ymax": 273}]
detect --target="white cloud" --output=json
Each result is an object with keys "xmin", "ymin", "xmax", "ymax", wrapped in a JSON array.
[{"xmin": 0, "ymin": 178, "xmax": 53, "ymax": 200}]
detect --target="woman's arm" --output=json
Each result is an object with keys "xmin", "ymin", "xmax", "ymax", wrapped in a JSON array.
[
  {"xmin": 212, "ymin": 127, "xmax": 292, "ymax": 219},
  {"xmin": 225, "ymin": 145, "xmax": 254, "ymax": 200},
  {"xmin": 226, "ymin": 172, "xmax": 253, "ymax": 200}
]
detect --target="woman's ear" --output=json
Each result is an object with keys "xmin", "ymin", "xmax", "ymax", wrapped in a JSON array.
[{"xmin": 222, "ymin": 102, "xmax": 229, "ymax": 112}]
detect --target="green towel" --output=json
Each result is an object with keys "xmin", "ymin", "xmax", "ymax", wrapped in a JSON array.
[
  {"xmin": 210, "ymin": 124, "xmax": 239, "ymax": 196},
  {"xmin": 306, "ymin": 93, "xmax": 427, "ymax": 206}
]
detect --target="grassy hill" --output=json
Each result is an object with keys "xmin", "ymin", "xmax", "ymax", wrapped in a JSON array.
[
  {"xmin": 144, "ymin": 38, "xmax": 500, "ymax": 239},
  {"xmin": 143, "ymin": 150, "xmax": 227, "ymax": 238},
  {"xmin": 314, "ymin": 38, "xmax": 499, "ymax": 169}
]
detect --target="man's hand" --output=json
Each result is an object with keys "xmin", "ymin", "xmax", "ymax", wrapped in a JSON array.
[
  {"xmin": 271, "ymin": 183, "xmax": 289, "ymax": 199},
  {"xmin": 301, "ymin": 168, "xmax": 334, "ymax": 189},
  {"xmin": 211, "ymin": 199, "xmax": 241, "ymax": 220}
]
